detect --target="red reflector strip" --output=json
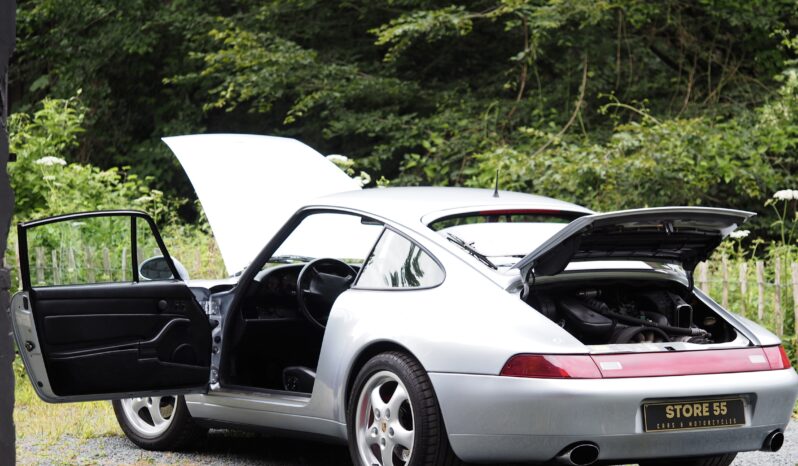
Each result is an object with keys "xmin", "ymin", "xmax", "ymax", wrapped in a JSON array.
[
  {"xmin": 477, "ymin": 209, "xmax": 562, "ymax": 216},
  {"xmin": 591, "ymin": 348, "xmax": 773, "ymax": 378},
  {"xmin": 763, "ymin": 345, "xmax": 792, "ymax": 369}
]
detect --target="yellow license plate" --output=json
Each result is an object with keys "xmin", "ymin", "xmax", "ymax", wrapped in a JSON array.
[{"xmin": 642, "ymin": 397, "xmax": 745, "ymax": 432}]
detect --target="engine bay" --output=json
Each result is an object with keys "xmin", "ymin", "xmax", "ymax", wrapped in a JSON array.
[{"xmin": 524, "ymin": 280, "xmax": 737, "ymax": 345}]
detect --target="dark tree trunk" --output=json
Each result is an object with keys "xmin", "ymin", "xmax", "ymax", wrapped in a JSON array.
[{"xmin": 0, "ymin": 0, "xmax": 16, "ymax": 464}]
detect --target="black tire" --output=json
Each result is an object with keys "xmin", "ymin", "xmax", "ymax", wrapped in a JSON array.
[
  {"xmin": 112, "ymin": 395, "xmax": 207, "ymax": 451},
  {"xmin": 346, "ymin": 351, "xmax": 463, "ymax": 466},
  {"xmin": 639, "ymin": 452, "xmax": 737, "ymax": 466}
]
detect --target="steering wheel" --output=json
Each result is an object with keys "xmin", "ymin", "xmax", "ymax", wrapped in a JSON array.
[{"xmin": 296, "ymin": 258, "xmax": 356, "ymax": 330}]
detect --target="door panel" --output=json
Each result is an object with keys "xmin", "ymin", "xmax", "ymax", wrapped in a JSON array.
[
  {"xmin": 13, "ymin": 211, "xmax": 211, "ymax": 402},
  {"xmin": 30, "ymin": 282, "xmax": 211, "ymax": 397}
]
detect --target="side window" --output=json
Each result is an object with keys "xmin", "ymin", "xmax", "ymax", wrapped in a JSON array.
[
  {"xmin": 356, "ymin": 229, "xmax": 444, "ymax": 289},
  {"xmin": 135, "ymin": 217, "xmax": 177, "ymax": 281},
  {"xmin": 21, "ymin": 213, "xmax": 176, "ymax": 287}
]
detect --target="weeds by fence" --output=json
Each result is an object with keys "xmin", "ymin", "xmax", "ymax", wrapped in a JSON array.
[{"xmin": 700, "ymin": 255, "xmax": 798, "ymax": 362}]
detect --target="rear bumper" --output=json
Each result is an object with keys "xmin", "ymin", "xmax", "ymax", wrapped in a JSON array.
[{"xmin": 429, "ymin": 368, "xmax": 798, "ymax": 463}]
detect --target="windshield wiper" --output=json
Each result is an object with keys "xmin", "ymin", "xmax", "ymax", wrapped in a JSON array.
[
  {"xmin": 445, "ymin": 233, "xmax": 497, "ymax": 270},
  {"xmin": 268, "ymin": 254, "xmax": 315, "ymax": 264}
]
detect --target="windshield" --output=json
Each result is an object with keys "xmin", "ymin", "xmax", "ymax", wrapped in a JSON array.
[{"xmin": 268, "ymin": 213, "xmax": 383, "ymax": 267}]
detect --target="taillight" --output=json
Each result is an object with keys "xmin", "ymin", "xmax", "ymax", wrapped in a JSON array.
[
  {"xmin": 763, "ymin": 345, "xmax": 792, "ymax": 370},
  {"xmin": 500, "ymin": 354, "xmax": 602, "ymax": 379},
  {"xmin": 501, "ymin": 347, "xmax": 794, "ymax": 379}
]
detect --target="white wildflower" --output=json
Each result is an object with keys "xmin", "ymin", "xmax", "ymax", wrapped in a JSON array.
[
  {"xmin": 42, "ymin": 175, "xmax": 56, "ymax": 181},
  {"xmin": 358, "ymin": 171, "xmax": 371, "ymax": 187},
  {"xmin": 772, "ymin": 189, "xmax": 798, "ymax": 201},
  {"xmin": 326, "ymin": 154, "xmax": 350, "ymax": 164},
  {"xmin": 729, "ymin": 230, "xmax": 750, "ymax": 239},
  {"xmin": 34, "ymin": 156, "xmax": 67, "ymax": 167}
]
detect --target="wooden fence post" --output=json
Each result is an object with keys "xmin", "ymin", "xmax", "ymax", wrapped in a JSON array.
[
  {"xmin": 739, "ymin": 262, "xmax": 748, "ymax": 317},
  {"xmin": 698, "ymin": 262, "xmax": 709, "ymax": 292},
  {"xmin": 102, "ymin": 247, "xmax": 111, "ymax": 279},
  {"xmin": 721, "ymin": 256, "xmax": 729, "ymax": 308},
  {"xmin": 67, "ymin": 247, "xmax": 76, "ymax": 282},
  {"xmin": 792, "ymin": 262, "xmax": 798, "ymax": 341},
  {"xmin": 51, "ymin": 250, "xmax": 60, "ymax": 284},
  {"xmin": 85, "ymin": 246, "xmax": 95, "ymax": 283},
  {"xmin": 35, "ymin": 247, "xmax": 44, "ymax": 285},
  {"xmin": 774, "ymin": 257, "xmax": 783, "ymax": 337},
  {"xmin": 756, "ymin": 261, "xmax": 765, "ymax": 322},
  {"xmin": 121, "ymin": 247, "xmax": 127, "ymax": 282}
]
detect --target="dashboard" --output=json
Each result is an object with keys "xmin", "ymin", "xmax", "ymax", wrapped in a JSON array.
[{"xmin": 243, "ymin": 264, "xmax": 305, "ymax": 320}]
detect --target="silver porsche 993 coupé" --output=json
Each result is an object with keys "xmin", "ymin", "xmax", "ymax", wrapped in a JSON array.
[{"xmin": 11, "ymin": 134, "xmax": 798, "ymax": 466}]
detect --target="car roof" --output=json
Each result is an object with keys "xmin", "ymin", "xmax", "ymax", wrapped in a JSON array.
[{"xmin": 311, "ymin": 186, "xmax": 594, "ymax": 228}]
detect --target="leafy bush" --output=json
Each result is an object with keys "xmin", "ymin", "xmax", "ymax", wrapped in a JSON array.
[
  {"xmin": 9, "ymin": 94, "xmax": 170, "ymax": 222},
  {"xmin": 7, "ymin": 95, "xmax": 226, "ymax": 286}
]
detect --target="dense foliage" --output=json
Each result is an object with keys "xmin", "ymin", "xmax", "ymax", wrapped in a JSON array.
[
  {"xmin": 6, "ymin": 0, "xmax": 797, "ymax": 235},
  {"xmin": 5, "ymin": 0, "xmax": 798, "ymax": 392}
]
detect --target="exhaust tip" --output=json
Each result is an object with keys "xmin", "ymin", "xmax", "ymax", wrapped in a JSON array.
[
  {"xmin": 762, "ymin": 430, "xmax": 784, "ymax": 452},
  {"xmin": 556, "ymin": 442, "xmax": 600, "ymax": 466}
]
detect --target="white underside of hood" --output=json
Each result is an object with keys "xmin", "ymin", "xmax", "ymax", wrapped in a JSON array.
[{"xmin": 163, "ymin": 134, "xmax": 361, "ymax": 275}]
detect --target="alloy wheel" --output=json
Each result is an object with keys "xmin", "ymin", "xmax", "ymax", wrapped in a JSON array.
[
  {"xmin": 119, "ymin": 396, "xmax": 176, "ymax": 438},
  {"xmin": 355, "ymin": 370, "xmax": 415, "ymax": 466}
]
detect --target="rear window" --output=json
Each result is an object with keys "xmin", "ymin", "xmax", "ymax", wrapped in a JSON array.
[
  {"xmin": 428, "ymin": 210, "xmax": 586, "ymax": 269},
  {"xmin": 428, "ymin": 210, "xmax": 583, "ymax": 231}
]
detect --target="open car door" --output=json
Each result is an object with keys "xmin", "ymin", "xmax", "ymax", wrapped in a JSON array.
[{"xmin": 11, "ymin": 211, "xmax": 211, "ymax": 402}]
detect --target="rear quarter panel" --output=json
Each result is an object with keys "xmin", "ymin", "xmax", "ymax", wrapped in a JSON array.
[{"xmin": 316, "ymin": 237, "xmax": 586, "ymax": 425}]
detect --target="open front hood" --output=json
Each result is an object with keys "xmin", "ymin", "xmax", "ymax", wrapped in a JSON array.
[
  {"xmin": 513, "ymin": 207, "xmax": 754, "ymax": 281},
  {"xmin": 163, "ymin": 134, "xmax": 361, "ymax": 275}
]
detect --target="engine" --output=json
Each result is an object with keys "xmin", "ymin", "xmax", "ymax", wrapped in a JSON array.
[{"xmin": 527, "ymin": 286, "xmax": 720, "ymax": 345}]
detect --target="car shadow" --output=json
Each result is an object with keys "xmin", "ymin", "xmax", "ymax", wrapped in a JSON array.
[{"xmin": 188, "ymin": 430, "xmax": 352, "ymax": 465}]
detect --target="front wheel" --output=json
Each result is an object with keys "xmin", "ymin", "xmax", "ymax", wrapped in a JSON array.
[
  {"xmin": 112, "ymin": 395, "xmax": 207, "ymax": 451},
  {"xmin": 347, "ymin": 352, "xmax": 462, "ymax": 466}
]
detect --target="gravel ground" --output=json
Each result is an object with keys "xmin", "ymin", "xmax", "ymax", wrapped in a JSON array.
[{"xmin": 16, "ymin": 420, "xmax": 798, "ymax": 466}]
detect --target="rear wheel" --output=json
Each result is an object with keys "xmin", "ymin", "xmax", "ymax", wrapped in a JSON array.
[
  {"xmin": 639, "ymin": 453, "xmax": 737, "ymax": 466},
  {"xmin": 347, "ymin": 352, "xmax": 461, "ymax": 466},
  {"xmin": 112, "ymin": 395, "xmax": 207, "ymax": 451}
]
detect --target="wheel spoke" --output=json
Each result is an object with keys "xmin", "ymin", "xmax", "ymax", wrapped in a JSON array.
[
  {"xmin": 381, "ymin": 441, "xmax": 394, "ymax": 466},
  {"xmin": 370, "ymin": 384, "xmax": 387, "ymax": 415},
  {"xmin": 392, "ymin": 424, "xmax": 414, "ymax": 451},
  {"xmin": 147, "ymin": 399, "xmax": 167, "ymax": 426},
  {"xmin": 386, "ymin": 384, "xmax": 408, "ymax": 415},
  {"xmin": 129, "ymin": 397, "xmax": 147, "ymax": 414}
]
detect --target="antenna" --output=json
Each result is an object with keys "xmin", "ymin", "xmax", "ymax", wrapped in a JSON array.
[{"xmin": 492, "ymin": 169, "xmax": 500, "ymax": 198}]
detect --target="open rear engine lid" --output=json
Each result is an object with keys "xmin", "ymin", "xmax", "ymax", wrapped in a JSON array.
[{"xmin": 513, "ymin": 206, "xmax": 754, "ymax": 282}]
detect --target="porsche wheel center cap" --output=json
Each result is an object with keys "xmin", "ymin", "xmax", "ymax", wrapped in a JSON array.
[{"xmin": 381, "ymin": 421, "xmax": 388, "ymax": 433}]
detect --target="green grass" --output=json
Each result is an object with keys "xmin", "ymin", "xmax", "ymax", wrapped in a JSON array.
[{"xmin": 14, "ymin": 360, "xmax": 121, "ymax": 443}]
